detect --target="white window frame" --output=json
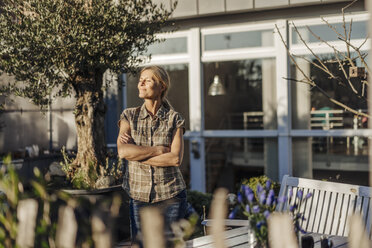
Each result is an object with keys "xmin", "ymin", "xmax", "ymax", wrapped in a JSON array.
[
  {"xmin": 201, "ymin": 22, "xmax": 276, "ymax": 63},
  {"xmin": 140, "ymin": 30, "xmax": 191, "ymax": 66}
]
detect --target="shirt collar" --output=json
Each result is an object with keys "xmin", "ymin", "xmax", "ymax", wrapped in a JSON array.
[{"xmin": 139, "ymin": 102, "xmax": 169, "ymax": 120}]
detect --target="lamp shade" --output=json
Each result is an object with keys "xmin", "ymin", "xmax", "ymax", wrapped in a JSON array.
[{"xmin": 208, "ymin": 75, "xmax": 226, "ymax": 96}]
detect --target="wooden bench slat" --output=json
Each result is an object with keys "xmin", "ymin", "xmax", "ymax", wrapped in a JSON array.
[
  {"xmin": 307, "ymin": 188, "xmax": 320, "ymax": 232},
  {"xmin": 365, "ymin": 198, "xmax": 372, "ymax": 238},
  {"xmin": 313, "ymin": 190, "xmax": 325, "ymax": 233},
  {"xmin": 299, "ymin": 188, "xmax": 311, "ymax": 229},
  {"xmin": 331, "ymin": 192, "xmax": 342, "ymax": 235},
  {"xmin": 336, "ymin": 194, "xmax": 348, "ymax": 236},
  {"xmin": 324, "ymin": 191, "xmax": 337, "ymax": 235},
  {"xmin": 201, "ymin": 219, "xmax": 249, "ymax": 227},
  {"xmin": 343, "ymin": 194, "xmax": 353, "ymax": 236}
]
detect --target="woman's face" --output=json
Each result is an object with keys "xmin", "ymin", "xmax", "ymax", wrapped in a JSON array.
[{"xmin": 138, "ymin": 69, "xmax": 164, "ymax": 100}]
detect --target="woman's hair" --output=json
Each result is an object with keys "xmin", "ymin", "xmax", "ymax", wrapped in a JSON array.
[{"xmin": 140, "ymin": 65, "xmax": 170, "ymax": 101}]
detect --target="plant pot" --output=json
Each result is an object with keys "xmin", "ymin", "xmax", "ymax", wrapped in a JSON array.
[{"xmin": 62, "ymin": 185, "xmax": 130, "ymax": 243}]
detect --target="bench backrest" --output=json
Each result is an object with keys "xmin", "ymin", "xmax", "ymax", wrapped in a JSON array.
[{"xmin": 276, "ymin": 175, "xmax": 372, "ymax": 238}]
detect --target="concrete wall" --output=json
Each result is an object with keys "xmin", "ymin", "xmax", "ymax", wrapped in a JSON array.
[{"xmin": 0, "ymin": 73, "xmax": 77, "ymax": 154}]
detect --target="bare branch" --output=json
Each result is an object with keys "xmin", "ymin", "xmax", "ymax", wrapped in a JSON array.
[
  {"xmin": 337, "ymin": 36, "xmax": 371, "ymax": 75},
  {"xmin": 334, "ymin": 51, "xmax": 358, "ymax": 94},
  {"xmin": 275, "ymin": 24, "xmax": 370, "ymax": 119},
  {"xmin": 304, "ymin": 26, "xmax": 361, "ymax": 95},
  {"xmin": 274, "ymin": 24, "xmax": 315, "ymax": 88},
  {"xmin": 293, "ymin": 23, "xmax": 331, "ymax": 74}
]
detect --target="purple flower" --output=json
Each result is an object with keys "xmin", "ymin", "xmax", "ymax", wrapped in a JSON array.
[
  {"xmin": 256, "ymin": 184, "xmax": 263, "ymax": 194},
  {"xmin": 266, "ymin": 196, "xmax": 273, "ymax": 206},
  {"xmin": 306, "ymin": 192, "xmax": 312, "ymax": 199},
  {"xmin": 228, "ymin": 211, "xmax": 235, "ymax": 219},
  {"xmin": 268, "ymin": 189, "xmax": 275, "ymax": 197},
  {"xmin": 289, "ymin": 204, "xmax": 297, "ymax": 212},
  {"xmin": 237, "ymin": 192, "xmax": 243, "ymax": 203},
  {"xmin": 245, "ymin": 186, "xmax": 253, "ymax": 198},
  {"xmin": 259, "ymin": 192, "xmax": 266, "ymax": 205},
  {"xmin": 266, "ymin": 189, "xmax": 275, "ymax": 206},
  {"xmin": 266, "ymin": 190, "xmax": 275, "ymax": 206},
  {"xmin": 252, "ymin": 205, "xmax": 260, "ymax": 214},
  {"xmin": 245, "ymin": 204, "xmax": 250, "ymax": 213},
  {"xmin": 256, "ymin": 221, "xmax": 264, "ymax": 229},
  {"xmin": 263, "ymin": 210, "xmax": 270, "ymax": 219},
  {"xmin": 297, "ymin": 190, "xmax": 303, "ymax": 200},
  {"xmin": 241, "ymin": 184, "xmax": 246, "ymax": 192},
  {"xmin": 265, "ymin": 180, "xmax": 271, "ymax": 190},
  {"xmin": 247, "ymin": 192, "xmax": 254, "ymax": 203}
]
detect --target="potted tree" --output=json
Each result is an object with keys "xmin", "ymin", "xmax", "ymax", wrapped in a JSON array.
[{"xmin": 0, "ymin": 0, "xmax": 176, "ymax": 189}]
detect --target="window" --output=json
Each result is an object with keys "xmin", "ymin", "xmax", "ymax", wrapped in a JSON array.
[
  {"xmin": 291, "ymin": 54, "xmax": 369, "ymax": 130},
  {"xmin": 292, "ymin": 137, "xmax": 369, "ymax": 186},
  {"xmin": 204, "ymin": 29, "xmax": 274, "ymax": 51},
  {"xmin": 145, "ymin": 37, "xmax": 188, "ymax": 55},
  {"xmin": 205, "ymin": 137, "xmax": 277, "ymax": 192},
  {"xmin": 291, "ymin": 21, "xmax": 367, "ymax": 45},
  {"xmin": 203, "ymin": 58, "xmax": 276, "ymax": 130}
]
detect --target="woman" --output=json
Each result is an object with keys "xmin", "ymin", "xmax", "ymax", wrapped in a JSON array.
[{"xmin": 117, "ymin": 65, "xmax": 187, "ymax": 244}]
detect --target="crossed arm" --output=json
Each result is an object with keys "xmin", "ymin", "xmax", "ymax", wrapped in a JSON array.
[{"xmin": 117, "ymin": 119, "xmax": 184, "ymax": 167}]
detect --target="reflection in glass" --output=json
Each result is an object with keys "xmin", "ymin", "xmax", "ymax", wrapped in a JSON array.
[
  {"xmin": 145, "ymin": 37, "xmax": 187, "ymax": 55},
  {"xmin": 292, "ymin": 137, "xmax": 369, "ymax": 186},
  {"xmin": 292, "ymin": 54, "xmax": 368, "ymax": 129},
  {"xmin": 205, "ymin": 138, "xmax": 277, "ymax": 193},
  {"xmin": 291, "ymin": 21, "xmax": 367, "ymax": 44},
  {"xmin": 126, "ymin": 64, "xmax": 190, "ymax": 130},
  {"xmin": 204, "ymin": 29, "xmax": 273, "ymax": 51},
  {"xmin": 204, "ymin": 59, "xmax": 276, "ymax": 130}
]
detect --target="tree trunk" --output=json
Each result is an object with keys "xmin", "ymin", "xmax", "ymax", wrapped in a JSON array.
[{"xmin": 71, "ymin": 72, "xmax": 106, "ymax": 185}]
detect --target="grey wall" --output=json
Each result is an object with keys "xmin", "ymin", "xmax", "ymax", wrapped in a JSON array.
[{"xmin": 156, "ymin": 0, "xmax": 353, "ymax": 19}]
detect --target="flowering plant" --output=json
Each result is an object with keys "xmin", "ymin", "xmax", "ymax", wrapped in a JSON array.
[
  {"xmin": 229, "ymin": 179, "xmax": 312, "ymax": 247},
  {"xmin": 228, "ymin": 180, "xmax": 276, "ymax": 247}
]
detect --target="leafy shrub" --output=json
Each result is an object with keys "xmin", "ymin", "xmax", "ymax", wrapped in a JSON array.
[{"xmin": 187, "ymin": 190, "xmax": 213, "ymax": 220}]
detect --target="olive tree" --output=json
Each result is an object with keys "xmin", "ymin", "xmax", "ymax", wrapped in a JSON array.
[{"xmin": 0, "ymin": 0, "xmax": 175, "ymax": 188}]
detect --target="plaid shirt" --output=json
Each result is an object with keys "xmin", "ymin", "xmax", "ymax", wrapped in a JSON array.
[{"xmin": 119, "ymin": 102, "xmax": 186, "ymax": 203}]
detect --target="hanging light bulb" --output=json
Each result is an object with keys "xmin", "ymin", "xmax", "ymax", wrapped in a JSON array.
[{"xmin": 208, "ymin": 75, "xmax": 226, "ymax": 96}]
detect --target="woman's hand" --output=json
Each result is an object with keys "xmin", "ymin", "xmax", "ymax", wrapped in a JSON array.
[{"xmin": 119, "ymin": 133, "xmax": 134, "ymax": 144}]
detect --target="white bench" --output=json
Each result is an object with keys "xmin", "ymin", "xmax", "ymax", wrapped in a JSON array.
[
  {"xmin": 192, "ymin": 175, "xmax": 372, "ymax": 247},
  {"xmin": 277, "ymin": 175, "xmax": 372, "ymax": 238},
  {"xmin": 185, "ymin": 225, "xmax": 251, "ymax": 248}
]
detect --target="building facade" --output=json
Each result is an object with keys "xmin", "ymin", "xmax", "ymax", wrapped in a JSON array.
[
  {"xmin": 123, "ymin": 0, "xmax": 370, "ymax": 192},
  {"xmin": 0, "ymin": 0, "xmax": 369, "ymax": 193}
]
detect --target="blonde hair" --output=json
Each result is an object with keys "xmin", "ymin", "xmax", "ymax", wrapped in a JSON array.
[{"xmin": 140, "ymin": 65, "xmax": 171, "ymax": 101}]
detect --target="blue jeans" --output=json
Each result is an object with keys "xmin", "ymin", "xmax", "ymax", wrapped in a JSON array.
[{"xmin": 129, "ymin": 190, "xmax": 187, "ymax": 245}]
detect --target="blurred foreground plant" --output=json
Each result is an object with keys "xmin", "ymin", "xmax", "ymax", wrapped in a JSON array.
[{"xmin": 0, "ymin": 154, "xmax": 124, "ymax": 247}]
